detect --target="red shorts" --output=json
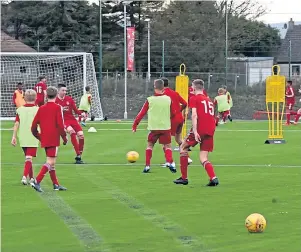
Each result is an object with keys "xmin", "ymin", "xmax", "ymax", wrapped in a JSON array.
[
  {"xmin": 219, "ymin": 110, "xmax": 230, "ymax": 117},
  {"xmin": 286, "ymin": 101, "xmax": 295, "ymax": 110},
  {"xmin": 148, "ymin": 130, "xmax": 171, "ymax": 145},
  {"xmin": 45, "ymin": 147, "xmax": 58, "ymax": 157},
  {"xmin": 65, "ymin": 120, "xmax": 82, "ymax": 133},
  {"xmin": 22, "ymin": 147, "xmax": 37, "ymax": 157},
  {"xmin": 184, "ymin": 129, "xmax": 214, "ymax": 152},
  {"xmin": 35, "ymin": 100, "xmax": 45, "ymax": 107},
  {"xmin": 171, "ymin": 118, "xmax": 184, "ymax": 136}
]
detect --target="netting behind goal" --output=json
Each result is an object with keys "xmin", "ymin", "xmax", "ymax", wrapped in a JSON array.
[{"xmin": 0, "ymin": 52, "xmax": 103, "ymax": 120}]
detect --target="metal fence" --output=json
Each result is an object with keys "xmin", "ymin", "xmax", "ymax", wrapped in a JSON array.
[{"xmin": 98, "ymin": 71, "xmax": 301, "ymax": 120}]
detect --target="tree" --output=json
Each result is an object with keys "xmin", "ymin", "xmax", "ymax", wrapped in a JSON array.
[
  {"xmin": 217, "ymin": 0, "xmax": 266, "ymax": 20},
  {"xmin": 147, "ymin": 0, "xmax": 280, "ymax": 72},
  {"xmin": 150, "ymin": 1, "xmax": 225, "ymax": 72}
]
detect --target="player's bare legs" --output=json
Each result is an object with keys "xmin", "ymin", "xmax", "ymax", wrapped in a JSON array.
[
  {"xmin": 144, "ymin": 142, "xmax": 154, "ymax": 173},
  {"xmin": 31, "ymin": 156, "xmax": 67, "ymax": 192},
  {"xmin": 199, "ymin": 151, "xmax": 219, "ymax": 186},
  {"xmin": 294, "ymin": 108, "xmax": 301, "ymax": 125}
]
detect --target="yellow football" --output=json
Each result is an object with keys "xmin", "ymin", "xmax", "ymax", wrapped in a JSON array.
[
  {"xmin": 245, "ymin": 213, "xmax": 267, "ymax": 233},
  {"xmin": 126, "ymin": 151, "xmax": 139, "ymax": 163}
]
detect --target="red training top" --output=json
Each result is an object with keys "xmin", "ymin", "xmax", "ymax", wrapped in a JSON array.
[
  {"xmin": 164, "ymin": 87, "xmax": 187, "ymax": 120},
  {"xmin": 189, "ymin": 94, "xmax": 216, "ymax": 136},
  {"xmin": 35, "ymin": 81, "xmax": 47, "ymax": 103},
  {"xmin": 31, "ymin": 102, "xmax": 67, "ymax": 148},
  {"xmin": 55, "ymin": 95, "xmax": 81, "ymax": 121}
]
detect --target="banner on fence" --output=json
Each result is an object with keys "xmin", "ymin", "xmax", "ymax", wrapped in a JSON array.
[{"xmin": 127, "ymin": 27, "xmax": 135, "ymax": 72}]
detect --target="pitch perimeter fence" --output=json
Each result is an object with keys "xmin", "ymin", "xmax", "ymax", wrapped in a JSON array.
[{"xmin": 98, "ymin": 71, "xmax": 301, "ymax": 120}]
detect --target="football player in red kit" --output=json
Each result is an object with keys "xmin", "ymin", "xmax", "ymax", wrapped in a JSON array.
[
  {"xmin": 189, "ymin": 86, "xmax": 208, "ymax": 101},
  {"xmin": 34, "ymin": 76, "xmax": 47, "ymax": 107},
  {"xmin": 56, "ymin": 84, "xmax": 85, "ymax": 164},
  {"xmin": 31, "ymin": 86, "xmax": 68, "ymax": 192},
  {"xmin": 285, "ymin": 80, "xmax": 296, "ymax": 125},
  {"xmin": 174, "ymin": 79, "xmax": 219, "ymax": 186},
  {"xmin": 160, "ymin": 77, "xmax": 191, "ymax": 164},
  {"xmin": 293, "ymin": 87, "xmax": 301, "ymax": 125}
]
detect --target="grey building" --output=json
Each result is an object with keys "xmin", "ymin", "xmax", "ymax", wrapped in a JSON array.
[{"xmin": 277, "ymin": 18, "xmax": 301, "ymax": 78}]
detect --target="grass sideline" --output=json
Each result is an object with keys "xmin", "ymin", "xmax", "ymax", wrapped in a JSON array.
[{"xmin": 1, "ymin": 120, "xmax": 301, "ymax": 252}]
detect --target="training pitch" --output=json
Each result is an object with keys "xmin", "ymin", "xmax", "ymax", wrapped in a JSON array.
[{"xmin": 1, "ymin": 120, "xmax": 301, "ymax": 252}]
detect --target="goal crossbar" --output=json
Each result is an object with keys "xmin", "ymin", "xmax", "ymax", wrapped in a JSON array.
[{"xmin": 0, "ymin": 52, "xmax": 103, "ymax": 121}]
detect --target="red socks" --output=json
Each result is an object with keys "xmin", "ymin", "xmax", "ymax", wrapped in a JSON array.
[
  {"xmin": 70, "ymin": 133, "xmax": 81, "ymax": 156},
  {"xmin": 28, "ymin": 164, "xmax": 33, "ymax": 179},
  {"xmin": 145, "ymin": 148, "xmax": 152, "ymax": 166},
  {"xmin": 49, "ymin": 168, "xmax": 59, "ymax": 185},
  {"xmin": 23, "ymin": 160, "xmax": 32, "ymax": 178},
  {"xmin": 36, "ymin": 163, "xmax": 50, "ymax": 184},
  {"xmin": 35, "ymin": 164, "xmax": 60, "ymax": 185},
  {"xmin": 79, "ymin": 137, "xmax": 84, "ymax": 154},
  {"xmin": 295, "ymin": 113, "xmax": 301, "ymax": 123},
  {"xmin": 180, "ymin": 152, "xmax": 188, "ymax": 179},
  {"xmin": 164, "ymin": 148, "xmax": 173, "ymax": 163},
  {"xmin": 202, "ymin": 160, "xmax": 216, "ymax": 180},
  {"xmin": 286, "ymin": 113, "xmax": 291, "ymax": 124}
]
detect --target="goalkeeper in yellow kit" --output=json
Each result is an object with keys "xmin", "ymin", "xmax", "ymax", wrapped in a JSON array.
[
  {"xmin": 78, "ymin": 86, "xmax": 92, "ymax": 126},
  {"xmin": 11, "ymin": 89, "xmax": 39, "ymax": 185}
]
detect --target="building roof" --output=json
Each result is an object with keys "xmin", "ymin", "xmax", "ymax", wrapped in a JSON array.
[
  {"xmin": 1, "ymin": 30, "xmax": 36, "ymax": 52},
  {"xmin": 277, "ymin": 25, "xmax": 301, "ymax": 63}
]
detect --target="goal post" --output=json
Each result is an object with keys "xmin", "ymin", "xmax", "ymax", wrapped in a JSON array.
[{"xmin": 0, "ymin": 52, "xmax": 103, "ymax": 120}]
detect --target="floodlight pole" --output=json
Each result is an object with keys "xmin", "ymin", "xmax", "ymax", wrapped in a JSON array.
[
  {"xmin": 123, "ymin": 2, "xmax": 128, "ymax": 119},
  {"xmin": 147, "ymin": 19, "xmax": 151, "ymax": 83},
  {"xmin": 99, "ymin": 0, "xmax": 102, "ymax": 100},
  {"xmin": 225, "ymin": 0, "xmax": 228, "ymax": 86},
  {"xmin": 289, "ymin": 40, "xmax": 292, "ymax": 80}
]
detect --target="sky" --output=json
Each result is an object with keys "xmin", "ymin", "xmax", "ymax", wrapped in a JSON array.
[
  {"xmin": 257, "ymin": 0, "xmax": 301, "ymax": 24},
  {"xmin": 89, "ymin": 0, "xmax": 301, "ymax": 24}
]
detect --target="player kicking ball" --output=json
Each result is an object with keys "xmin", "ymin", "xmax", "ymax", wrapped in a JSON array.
[
  {"xmin": 132, "ymin": 79, "xmax": 176, "ymax": 173},
  {"xmin": 174, "ymin": 79, "xmax": 219, "ymax": 186},
  {"xmin": 214, "ymin": 88, "xmax": 232, "ymax": 126},
  {"xmin": 160, "ymin": 77, "xmax": 193, "ymax": 166},
  {"xmin": 56, "ymin": 84, "xmax": 86, "ymax": 164},
  {"xmin": 31, "ymin": 87, "xmax": 68, "ymax": 192},
  {"xmin": 11, "ymin": 89, "xmax": 39, "ymax": 185},
  {"xmin": 78, "ymin": 86, "xmax": 92, "ymax": 127}
]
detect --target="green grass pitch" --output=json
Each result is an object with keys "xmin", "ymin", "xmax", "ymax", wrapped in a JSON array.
[{"xmin": 1, "ymin": 120, "xmax": 301, "ymax": 252}]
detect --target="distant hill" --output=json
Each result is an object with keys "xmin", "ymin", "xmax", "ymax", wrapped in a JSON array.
[{"xmin": 269, "ymin": 21, "xmax": 301, "ymax": 38}]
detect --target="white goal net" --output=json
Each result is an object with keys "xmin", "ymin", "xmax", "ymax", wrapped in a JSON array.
[{"xmin": 0, "ymin": 52, "xmax": 103, "ymax": 120}]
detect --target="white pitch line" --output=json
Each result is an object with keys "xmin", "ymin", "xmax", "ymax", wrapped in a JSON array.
[
  {"xmin": 79, "ymin": 120, "xmax": 272, "ymax": 125},
  {"xmin": 1, "ymin": 128, "xmax": 301, "ymax": 132},
  {"xmin": 2, "ymin": 162, "xmax": 301, "ymax": 168}
]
